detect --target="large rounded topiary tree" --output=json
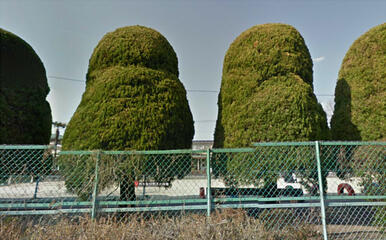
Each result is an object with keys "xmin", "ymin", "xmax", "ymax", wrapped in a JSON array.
[
  {"xmin": 214, "ymin": 23, "xmax": 329, "ymax": 148},
  {"xmin": 331, "ymin": 23, "xmax": 385, "ymax": 141},
  {"xmin": 330, "ymin": 25, "xmax": 385, "ymax": 225},
  {"xmin": 0, "ymin": 28, "xmax": 52, "ymax": 182},
  {"xmin": 0, "ymin": 28, "xmax": 52, "ymax": 144},
  {"xmin": 62, "ymin": 26, "xmax": 194, "ymax": 200},
  {"xmin": 213, "ymin": 24, "xmax": 329, "ymax": 194}
]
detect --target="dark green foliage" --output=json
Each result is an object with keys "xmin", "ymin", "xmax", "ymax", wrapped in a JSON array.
[
  {"xmin": 87, "ymin": 25, "xmax": 178, "ymax": 81},
  {"xmin": 0, "ymin": 28, "xmax": 52, "ymax": 144},
  {"xmin": 0, "ymin": 29, "xmax": 52, "ymax": 181},
  {"xmin": 214, "ymin": 24, "xmax": 329, "ymax": 148},
  {"xmin": 330, "ymin": 26, "xmax": 386, "ymax": 225},
  {"xmin": 213, "ymin": 23, "xmax": 329, "ymax": 193},
  {"xmin": 62, "ymin": 26, "xmax": 194, "ymax": 200},
  {"xmin": 331, "ymin": 23, "xmax": 386, "ymax": 141},
  {"xmin": 63, "ymin": 66, "xmax": 193, "ymax": 150},
  {"xmin": 63, "ymin": 25, "xmax": 193, "ymax": 150},
  {"xmin": 221, "ymin": 24, "xmax": 313, "ymax": 88}
]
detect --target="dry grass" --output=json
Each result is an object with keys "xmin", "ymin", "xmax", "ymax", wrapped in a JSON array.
[{"xmin": 0, "ymin": 210, "xmax": 321, "ymax": 240}]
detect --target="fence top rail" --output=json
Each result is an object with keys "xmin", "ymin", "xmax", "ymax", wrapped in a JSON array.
[
  {"xmin": 319, "ymin": 141, "xmax": 386, "ymax": 146},
  {"xmin": 211, "ymin": 148, "xmax": 255, "ymax": 153},
  {"xmin": 252, "ymin": 141, "xmax": 385, "ymax": 147},
  {"xmin": 0, "ymin": 145, "xmax": 49, "ymax": 150},
  {"xmin": 59, "ymin": 149, "xmax": 207, "ymax": 155},
  {"xmin": 252, "ymin": 142, "xmax": 315, "ymax": 147}
]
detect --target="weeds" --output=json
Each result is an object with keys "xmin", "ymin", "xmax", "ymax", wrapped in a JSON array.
[{"xmin": 0, "ymin": 209, "xmax": 321, "ymax": 240}]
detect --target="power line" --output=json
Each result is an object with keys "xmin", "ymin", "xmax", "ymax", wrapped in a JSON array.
[
  {"xmin": 47, "ymin": 75, "xmax": 334, "ymax": 96},
  {"xmin": 48, "ymin": 76, "xmax": 85, "ymax": 83},
  {"xmin": 187, "ymin": 90, "xmax": 218, "ymax": 93}
]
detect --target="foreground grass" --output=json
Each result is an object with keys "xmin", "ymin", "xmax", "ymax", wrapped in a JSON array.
[{"xmin": 0, "ymin": 210, "xmax": 321, "ymax": 240}]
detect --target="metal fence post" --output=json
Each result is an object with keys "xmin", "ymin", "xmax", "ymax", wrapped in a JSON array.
[
  {"xmin": 91, "ymin": 150, "xmax": 100, "ymax": 219},
  {"xmin": 206, "ymin": 149, "xmax": 211, "ymax": 217},
  {"xmin": 315, "ymin": 141, "xmax": 328, "ymax": 240}
]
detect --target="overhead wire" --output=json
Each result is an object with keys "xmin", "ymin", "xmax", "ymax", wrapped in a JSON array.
[
  {"xmin": 48, "ymin": 76, "xmax": 336, "ymax": 124},
  {"xmin": 48, "ymin": 75, "xmax": 335, "ymax": 96},
  {"xmin": 48, "ymin": 76, "xmax": 85, "ymax": 83}
]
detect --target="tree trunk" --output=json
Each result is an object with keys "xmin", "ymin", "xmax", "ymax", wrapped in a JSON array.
[{"xmin": 120, "ymin": 177, "xmax": 135, "ymax": 202}]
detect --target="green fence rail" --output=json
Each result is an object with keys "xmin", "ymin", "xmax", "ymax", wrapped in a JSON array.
[{"xmin": 0, "ymin": 141, "xmax": 385, "ymax": 239}]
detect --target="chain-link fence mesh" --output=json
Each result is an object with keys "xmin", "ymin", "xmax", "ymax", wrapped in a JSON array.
[
  {"xmin": 211, "ymin": 144, "xmax": 323, "ymax": 234},
  {"xmin": 0, "ymin": 146, "xmax": 56, "ymax": 201},
  {"xmin": 320, "ymin": 143, "xmax": 385, "ymax": 239},
  {"xmin": 0, "ymin": 142, "xmax": 385, "ymax": 239},
  {"xmin": 325, "ymin": 206, "xmax": 384, "ymax": 239}
]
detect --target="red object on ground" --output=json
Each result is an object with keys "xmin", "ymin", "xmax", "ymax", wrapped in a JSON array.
[
  {"xmin": 337, "ymin": 183, "xmax": 355, "ymax": 196},
  {"xmin": 199, "ymin": 187, "xmax": 205, "ymax": 199}
]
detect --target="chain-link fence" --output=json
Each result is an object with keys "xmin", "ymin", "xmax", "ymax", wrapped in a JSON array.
[
  {"xmin": 0, "ymin": 142, "xmax": 385, "ymax": 239},
  {"xmin": 319, "ymin": 142, "xmax": 385, "ymax": 239}
]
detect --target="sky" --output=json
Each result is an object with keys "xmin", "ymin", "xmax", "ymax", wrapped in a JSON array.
[{"xmin": 1, "ymin": 0, "xmax": 385, "ymax": 140}]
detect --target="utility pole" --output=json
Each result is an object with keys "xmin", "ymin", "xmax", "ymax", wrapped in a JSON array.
[{"xmin": 52, "ymin": 121, "xmax": 66, "ymax": 157}]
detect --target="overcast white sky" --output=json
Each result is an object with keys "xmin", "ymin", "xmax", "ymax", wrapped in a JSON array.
[{"xmin": 1, "ymin": 0, "xmax": 385, "ymax": 140}]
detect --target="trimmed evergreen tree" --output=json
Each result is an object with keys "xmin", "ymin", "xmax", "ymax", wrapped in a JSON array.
[
  {"xmin": 214, "ymin": 23, "xmax": 329, "ymax": 148},
  {"xmin": 330, "ymin": 24, "xmax": 385, "ymax": 225},
  {"xmin": 331, "ymin": 23, "xmax": 385, "ymax": 141},
  {"xmin": 0, "ymin": 28, "xmax": 52, "ymax": 144},
  {"xmin": 62, "ymin": 26, "xmax": 194, "ymax": 200},
  {"xmin": 0, "ymin": 28, "xmax": 52, "ymax": 183},
  {"xmin": 213, "ymin": 24, "xmax": 329, "ymax": 194}
]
